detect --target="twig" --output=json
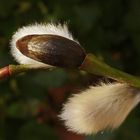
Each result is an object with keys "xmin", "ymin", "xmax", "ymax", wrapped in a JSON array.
[
  {"xmin": 0, "ymin": 64, "xmax": 42, "ymax": 80},
  {"xmin": 0, "ymin": 66, "xmax": 10, "ymax": 79},
  {"xmin": 1, "ymin": 53, "xmax": 140, "ymax": 89},
  {"xmin": 80, "ymin": 54, "xmax": 140, "ymax": 88}
]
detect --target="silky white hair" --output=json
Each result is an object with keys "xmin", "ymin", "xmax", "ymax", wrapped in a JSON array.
[
  {"xmin": 59, "ymin": 82, "xmax": 140, "ymax": 135},
  {"xmin": 10, "ymin": 23, "xmax": 76, "ymax": 67}
]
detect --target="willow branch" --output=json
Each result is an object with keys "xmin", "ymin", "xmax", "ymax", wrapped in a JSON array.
[
  {"xmin": 80, "ymin": 54, "xmax": 140, "ymax": 88},
  {"xmin": 1, "ymin": 53, "xmax": 140, "ymax": 89},
  {"xmin": 0, "ymin": 64, "xmax": 44, "ymax": 80}
]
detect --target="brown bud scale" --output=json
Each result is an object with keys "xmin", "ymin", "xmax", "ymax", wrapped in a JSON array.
[{"xmin": 16, "ymin": 34, "xmax": 86, "ymax": 68}]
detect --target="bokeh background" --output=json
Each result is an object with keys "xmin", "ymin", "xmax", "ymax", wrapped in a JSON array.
[{"xmin": 0, "ymin": 0, "xmax": 140, "ymax": 140}]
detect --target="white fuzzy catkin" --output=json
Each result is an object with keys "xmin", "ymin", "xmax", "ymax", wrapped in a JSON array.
[
  {"xmin": 10, "ymin": 23, "xmax": 76, "ymax": 67},
  {"xmin": 59, "ymin": 83, "xmax": 140, "ymax": 135}
]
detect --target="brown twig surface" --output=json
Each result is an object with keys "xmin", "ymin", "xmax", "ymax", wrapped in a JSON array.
[{"xmin": 0, "ymin": 66, "xmax": 10, "ymax": 79}]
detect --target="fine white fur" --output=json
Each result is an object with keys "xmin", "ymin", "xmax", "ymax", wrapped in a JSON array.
[
  {"xmin": 10, "ymin": 23, "xmax": 76, "ymax": 67},
  {"xmin": 59, "ymin": 83, "xmax": 140, "ymax": 134}
]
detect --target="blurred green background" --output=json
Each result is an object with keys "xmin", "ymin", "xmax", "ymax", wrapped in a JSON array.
[{"xmin": 0, "ymin": 0, "xmax": 140, "ymax": 140}]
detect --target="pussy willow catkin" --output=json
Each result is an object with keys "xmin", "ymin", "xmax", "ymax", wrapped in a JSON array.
[
  {"xmin": 59, "ymin": 83, "xmax": 140, "ymax": 134},
  {"xmin": 10, "ymin": 23, "xmax": 85, "ymax": 68}
]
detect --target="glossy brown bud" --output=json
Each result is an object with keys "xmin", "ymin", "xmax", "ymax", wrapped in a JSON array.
[{"xmin": 16, "ymin": 34, "xmax": 86, "ymax": 68}]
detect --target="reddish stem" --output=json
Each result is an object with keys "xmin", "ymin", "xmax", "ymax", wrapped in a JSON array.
[
  {"xmin": 0, "ymin": 64, "xmax": 37, "ymax": 80},
  {"xmin": 0, "ymin": 66, "xmax": 10, "ymax": 79}
]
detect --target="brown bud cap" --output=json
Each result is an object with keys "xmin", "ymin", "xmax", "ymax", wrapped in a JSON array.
[{"xmin": 16, "ymin": 34, "xmax": 86, "ymax": 68}]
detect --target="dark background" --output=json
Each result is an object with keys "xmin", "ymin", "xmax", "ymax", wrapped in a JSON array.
[{"xmin": 0, "ymin": 0, "xmax": 140, "ymax": 140}]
